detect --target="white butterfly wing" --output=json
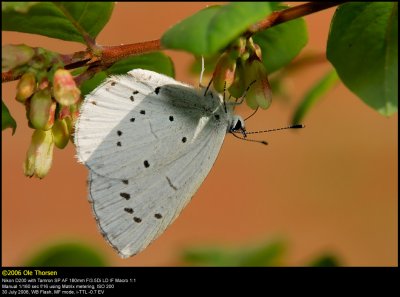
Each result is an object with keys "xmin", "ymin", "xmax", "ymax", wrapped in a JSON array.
[
  {"xmin": 75, "ymin": 69, "xmax": 229, "ymax": 180},
  {"xmin": 75, "ymin": 69, "xmax": 231, "ymax": 257}
]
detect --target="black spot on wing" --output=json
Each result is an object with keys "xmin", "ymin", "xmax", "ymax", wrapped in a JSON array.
[
  {"xmin": 144, "ymin": 160, "xmax": 150, "ymax": 168},
  {"xmin": 124, "ymin": 208, "xmax": 134, "ymax": 214},
  {"xmin": 140, "ymin": 110, "xmax": 146, "ymax": 115},
  {"xmin": 130, "ymin": 118, "xmax": 135, "ymax": 122},
  {"xmin": 155, "ymin": 87, "xmax": 161, "ymax": 94},
  {"xmin": 120, "ymin": 193, "xmax": 130, "ymax": 200},
  {"xmin": 169, "ymin": 116, "xmax": 174, "ymax": 121},
  {"xmin": 133, "ymin": 217, "xmax": 142, "ymax": 223},
  {"xmin": 154, "ymin": 213, "xmax": 162, "ymax": 219}
]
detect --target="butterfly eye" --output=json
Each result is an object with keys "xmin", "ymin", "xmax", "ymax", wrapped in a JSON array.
[
  {"xmin": 233, "ymin": 120, "xmax": 242, "ymax": 131},
  {"xmin": 231, "ymin": 115, "xmax": 245, "ymax": 132}
]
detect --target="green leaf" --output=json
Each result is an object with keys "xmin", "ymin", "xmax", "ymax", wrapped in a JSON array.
[
  {"xmin": 327, "ymin": 2, "xmax": 398, "ymax": 116},
  {"xmin": 107, "ymin": 52, "xmax": 175, "ymax": 78},
  {"xmin": 162, "ymin": 3, "xmax": 273, "ymax": 56},
  {"xmin": 2, "ymin": 2, "xmax": 114, "ymax": 44},
  {"xmin": 182, "ymin": 240, "xmax": 287, "ymax": 267},
  {"xmin": 309, "ymin": 254, "xmax": 340, "ymax": 267},
  {"xmin": 183, "ymin": 248, "xmax": 235, "ymax": 266},
  {"xmin": 2, "ymin": 100, "xmax": 16, "ymax": 135},
  {"xmin": 190, "ymin": 55, "xmax": 221, "ymax": 75},
  {"xmin": 79, "ymin": 71, "xmax": 108, "ymax": 97},
  {"xmin": 292, "ymin": 70, "xmax": 339, "ymax": 125},
  {"xmin": 236, "ymin": 240, "xmax": 286, "ymax": 267},
  {"xmin": 253, "ymin": 4, "xmax": 308, "ymax": 73},
  {"xmin": 79, "ymin": 52, "xmax": 175, "ymax": 96},
  {"xmin": 23, "ymin": 241, "xmax": 107, "ymax": 267}
]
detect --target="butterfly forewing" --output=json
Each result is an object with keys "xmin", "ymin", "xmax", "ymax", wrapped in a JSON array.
[{"xmin": 76, "ymin": 69, "xmax": 228, "ymax": 180}]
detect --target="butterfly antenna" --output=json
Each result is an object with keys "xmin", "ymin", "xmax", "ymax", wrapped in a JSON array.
[
  {"xmin": 223, "ymin": 81, "xmax": 227, "ymax": 113},
  {"xmin": 199, "ymin": 56, "xmax": 205, "ymax": 87},
  {"xmin": 235, "ymin": 80, "xmax": 256, "ymax": 105},
  {"xmin": 244, "ymin": 124, "xmax": 305, "ymax": 135},
  {"xmin": 204, "ymin": 78, "xmax": 213, "ymax": 97},
  {"xmin": 230, "ymin": 131, "xmax": 268, "ymax": 145},
  {"xmin": 244, "ymin": 107, "xmax": 259, "ymax": 121}
]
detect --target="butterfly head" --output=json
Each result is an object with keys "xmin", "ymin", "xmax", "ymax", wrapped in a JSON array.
[{"xmin": 229, "ymin": 114, "xmax": 246, "ymax": 137}]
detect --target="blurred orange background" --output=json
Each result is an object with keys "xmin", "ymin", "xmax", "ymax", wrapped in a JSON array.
[{"xmin": 2, "ymin": 2, "xmax": 397, "ymax": 266}]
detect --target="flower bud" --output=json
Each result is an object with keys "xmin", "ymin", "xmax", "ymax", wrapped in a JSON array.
[
  {"xmin": 212, "ymin": 52, "xmax": 237, "ymax": 93},
  {"xmin": 58, "ymin": 103, "xmax": 80, "ymax": 141},
  {"xmin": 16, "ymin": 72, "xmax": 36, "ymax": 102},
  {"xmin": 52, "ymin": 118, "xmax": 70, "ymax": 149},
  {"xmin": 244, "ymin": 58, "xmax": 272, "ymax": 110},
  {"xmin": 64, "ymin": 116, "xmax": 73, "ymax": 137},
  {"xmin": 53, "ymin": 69, "xmax": 81, "ymax": 106},
  {"xmin": 253, "ymin": 43, "xmax": 263, "ymax": 61},
  {"xmin": 23, "ymin": 129, "xmax": 54, "ymax": 179},
  {"xmin": 2, "ymin": 44, "xmax": 34, "ymax": 71},
  {"xmin": 246, "ymin": 38, "xmax": 263, "ymax": 60},
  {"xmin": 38, "ymin": 78, "xmax": 49, "ymax": 90},
  {"xmin": 228, "ymin": 59, "xmax": 245, "ymax": 99},
  {"xmin": 24, "ymin": 100, "xmax": 34, "ymax": 129},
  {"xmin": 29, "ymin": 89, "xmax": 56, "ymax": 130},
  {"xmin": 230, "ymin": 37, "xmax": 247, "ymax": 58},
  {"xmin": 67, "ymin": 102, "xmax": 81, "ymax": 123},
  {"xmin": 58, "ymin": 105, "xmax": 70, "ymax": 119}
]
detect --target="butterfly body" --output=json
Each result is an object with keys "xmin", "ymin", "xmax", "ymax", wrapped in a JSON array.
[{"xmin": 75, "ymin": 69, "xmax": 242, "ymax": 257}]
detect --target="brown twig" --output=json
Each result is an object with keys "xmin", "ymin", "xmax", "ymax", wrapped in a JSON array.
[
  {"xmin": 2, "ymin": 70, "xmax": 19, "ymax": 83},
  {"xmin": 2, "ymin": 2, "xmax": 344, "ymax": 83},
  {"xmin": 101, "ymin": 40, "xmax": 162, "ymax": 66},
  {"xmin": 248, "ymin": 2, "xmax": 344, "ymax": 33}
]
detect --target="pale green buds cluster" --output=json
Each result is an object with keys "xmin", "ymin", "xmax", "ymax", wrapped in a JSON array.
[
  {"xmin": 15, "ymin": 67, "xmax": 81, "ymax": 178},
  {"xmin": 6, "ymin": 43, "xmax": 81, "ymax": 178},
  {"xmin": 212, "ymin": 37, "xmax": 272, "ymax": 110}
]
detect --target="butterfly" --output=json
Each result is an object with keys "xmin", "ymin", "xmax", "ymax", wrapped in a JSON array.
[{"xmin": 75, "ymin": 69, "xmax": 246, "ymax": 258}]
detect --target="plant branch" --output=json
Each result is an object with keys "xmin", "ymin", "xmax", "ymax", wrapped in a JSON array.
[
  {"xmin": 101, "ymin": 40, "xmax": 162, "ymax": 66},
  {"xmin": 2, "ymin": 2, "xmax": 343, "ymax": 83},
  {"xmin": 2, "ymin": 70, "xmax": 20, "ymax": 83},
  {"xmin": 248, "ymin": 2, "xmax": 345, "ymax": 34}
]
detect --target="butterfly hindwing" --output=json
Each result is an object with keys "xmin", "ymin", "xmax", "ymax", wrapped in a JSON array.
[{"xmin": 88, "ymin": 122, "xmax": 226, "ymax": 257}]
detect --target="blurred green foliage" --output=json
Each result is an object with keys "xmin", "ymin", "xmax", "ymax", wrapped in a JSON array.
[
  {"xmin": 2, "ymin": 100, "xmax": 16, "ymax": 134},
  {"xmin": 23, "ymin": 241, "xmax": 108, "ymax": 267},
  {"xmin": 182, "ymin": 239, "xmax": 340, "ymax": 267}
]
